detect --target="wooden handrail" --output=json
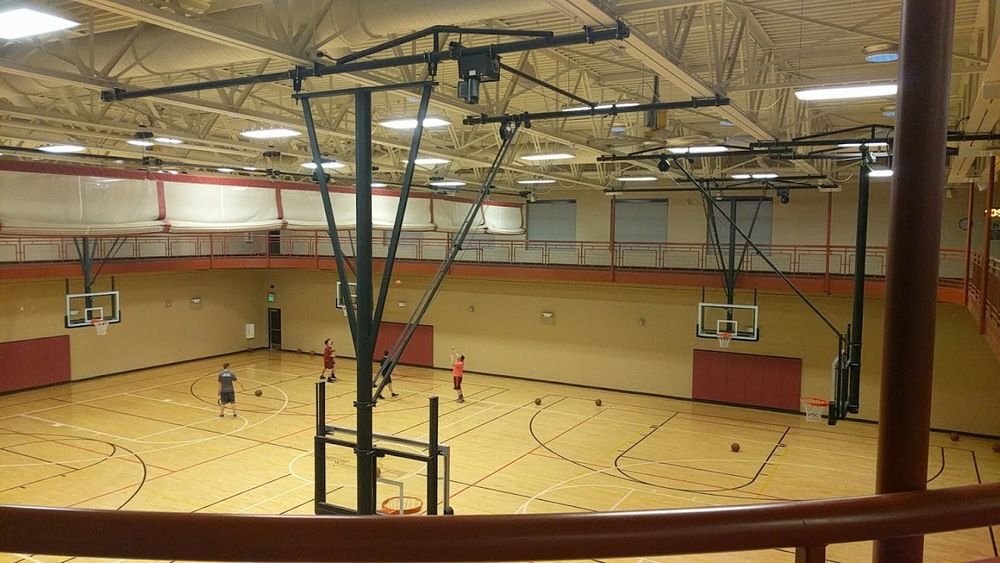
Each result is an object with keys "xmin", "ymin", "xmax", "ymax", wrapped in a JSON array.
[{"xmin": 2, "ymin": 483, "xmax": 999, "ymax": 561}]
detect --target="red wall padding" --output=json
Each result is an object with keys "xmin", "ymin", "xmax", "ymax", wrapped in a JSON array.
[
  {"xmin": 373, "ymin": 322, "xmax": 434, "ymax": 367},
  {"xmin": 0, "ymin": 335, "xmax": 72, "ymax": 393},
  {"xmin": 692, "ymin": 349, "xmax": 802, "ymax": 411}
]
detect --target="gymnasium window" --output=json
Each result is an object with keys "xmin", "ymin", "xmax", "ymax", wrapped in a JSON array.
[
  {"xmin": 526, "ymin": 200, "xmax": 577, "ymax": 242},
  {"xmin": 614, "ymin": 199, "xmax": 668, "ymax": 242}
]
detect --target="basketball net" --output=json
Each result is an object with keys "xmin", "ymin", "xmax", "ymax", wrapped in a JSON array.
[
  {"xmin": 717, "ymin": 331, "xmax": 732, "ymax": 348},
  {"xmin": 92, "ymin": 319, "xmax": 110, "ymax": 336}
]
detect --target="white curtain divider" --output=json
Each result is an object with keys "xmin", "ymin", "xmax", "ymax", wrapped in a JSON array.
[
  {"xmin": 483, "ymin": 204, "xmax": 525, "ymax": 235},
  {"xmin": 433, "ymin": 199, "xmax": 487, "ymax": 233},
  {"xmin": 282, "ymin": 190, "xmax": 357, "ymax": 230},
  {"xmin": 372, "ymin": 194, "xmax": 435, "ymax": 231},
  {"xmin": 162, "ymin": 181, "xmax": 279, "ymax": 232},
  {"xmin": 0, "ymin": 220, "xmax": 166, "ymax": 236},
  {"xmin": 0, "ymin": 172, "xmax": 161, "ymax": 235}
]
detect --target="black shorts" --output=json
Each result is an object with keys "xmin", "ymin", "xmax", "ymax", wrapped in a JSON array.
[{"xmin": 220, "ymin": 391, "xmax": 235, "ymax": 404}]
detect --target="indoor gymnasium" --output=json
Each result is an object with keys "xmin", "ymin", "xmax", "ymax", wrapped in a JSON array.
[{"xmin": 1, "ymin": 1, "xmax": 999, "ymax": 562}]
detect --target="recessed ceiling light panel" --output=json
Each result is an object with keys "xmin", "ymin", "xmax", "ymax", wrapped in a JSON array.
[
  {"xmin": 0, "ymin": 8, "xmax": 78, "ymax": 40},
  {"xmin": 240, "ymin": 128, "xmax": 300, "ymax": 139},
  {"xmin": 39, "ymin": 144, "xmax": 85, "ymax": 153},
  {"xmin": 380, "ymin": 117, "xmax": 451, "ymax": 129},
  {"xmin": 520, "ymin": 152, "xmax": 575, "ymax": 161},
  {"xmin": 795, "ymin": 84, "xmax": 897, "ymax": 101}
]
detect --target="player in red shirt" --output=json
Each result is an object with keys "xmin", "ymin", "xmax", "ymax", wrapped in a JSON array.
[
  {"xmin": 450, "ymin": 346, "xmax": 465, "ymax": 403},
  {"xmin": 320, "ymin": 339, "xmax": 337, "ymax": 382}
]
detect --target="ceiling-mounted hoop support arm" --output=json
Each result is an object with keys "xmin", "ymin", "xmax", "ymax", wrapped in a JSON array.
[
  {"xmin": 673, "ymin": 158, "xmax": 845, "ymax": 342},
  {"xmin": 463, "ymin": 96, "xmax": 729, "ymax": 126},
  {"xmin": 101, "ymin": 24, "xmax": 629, "ymax": 102}
]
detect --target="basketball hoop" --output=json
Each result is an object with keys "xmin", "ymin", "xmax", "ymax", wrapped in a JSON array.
[
  {"xmin": 801, "ymin": 397, "xmax": 829, "ymax": 422},
  {"xmin": 716, "ymin": 331, "xmax": 733, "ymax": 348},
  {"xmin": 92, "ymin": 319, "xmax": 110, "ymax": 336},
  {"xmin": 379, "ymin": 495, "xmax": 423, "ymax": 515}
]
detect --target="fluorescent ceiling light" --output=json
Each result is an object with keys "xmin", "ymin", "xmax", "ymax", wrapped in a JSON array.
[
  {"xmin": 242, "ymin": 166, "xmax": 257, "ymax": 171},
  {"xmin": 370, "ymin": 182, "xmax": 389, "ymax": 188},
  {"xmin": 155, "ymin": 137, "xmax": 182, "ymax": 144},
  {"xmin": 616, "ymin": 176, "xmax": 657, "ymax": 182},
  {"xmin": 604, "ymin": 190, "xmax": 624, "ymax": 196},
  {"xmin": 429, "ymin": 180, "xmax": 465, "ymax": 187},
  {"xmin": 610, "ymin": 125, "xmax": 628, "ymax": 134},
  {"xmin": 731, "ymin": 174, "xmax": 752, "ymax": 180},
  {"xmin": 404, "ymin": 157, "xmax": 451, "ymax": 165},
  {"xmin": 751, "ymin": 173, "xmax": 778, "ymax": 179},
  {"xmin": 838, "ymin": 142, "xmax": 889, "ymax": 148},
  {"xmin": 562, "ymin": 101, "xmax": 639, "ymax": 112},
  {"xmin": 868, "ymin": 169, "xmax": 893, "ymax": 178},
  {"xmin": 127, "ymin": 139, "xmax": 154, "ymax": 147},
  {"xmin": 881, "ymin": 105, "xmax": 896, "ymax": 118},
  {"xmin": 520, "ymin": 152, "xmax": 575, "ymax": 161},
  {"xmin": 165, "ymin": 170, "xmax": 180, "ymax": 175},
  {"xmin": 39, "ymin": 144, "xmax": 85, "ymax": 153},
  {"xmin": 517, "ymin": 179, "xmax": 556, "ymax": 185},
  {"xmin": 0, "ymin": 8, "xmax": 78, "ymax": 40},
  {"xmin": 795, "ymin": 84, "xmax": 897, "ymax": 101},
  {"xmin": 217, "ymin": 167, "xmax": 235, "ymax": 173},
  {"xmin": 240, "ymin": 128, "xmax": 300, "ymax": 139},
  {"xmin": 863, "ymin": 43, "xmax": 899, "ymax": 63},
  {"xmin": 380, "ymin": 117, "xmax": 451, "ymax": 129},
  {"xmin": 720, "ymin": 120, "xmax": 734, "ymax": 127},
  {"xmin": 302, "ymin": 161, "xmax": 347, "ymax": 170},
  {"xmin": 668, "ymin": 146, "xmax": 728, "ymax": 154}
]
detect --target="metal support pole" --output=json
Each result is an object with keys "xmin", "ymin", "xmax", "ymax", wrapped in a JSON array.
[
  {"xmin": 873, "ymin": 1, "xmax": 954, "ymax": 561},
  {"xmin": 979, "ymin": 156, "xmax": 995, "ymax": 333},
  {"xmin": 824, "ymin": 193, "xmax": 833, "ymax": 294},
  {"xmin": 314, "ymin": 381, "xmax": 326, "ymax": 511},
  {"xmin": 354, "ymin": 91, "xmax": 377, "ymax": 516},
  {"xmin": 427, "ymin": 396, "xmax": 440, "ymax": 515},
  {"xmin": 726, "ymin": 199, "xmax": 738, "ymax": 303},
  {"xmin": 848, "ymin": 158, "xmax": 872, "ymax": 414},
  {"xmin": 964, "ymin": 182, "xmax": 975, "ymax": 306}
]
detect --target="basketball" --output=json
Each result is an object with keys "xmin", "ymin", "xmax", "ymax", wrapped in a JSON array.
[
  {"xmin": 949, "ymin": 432, "xmax": 960, "ymax": 442},
  {"xmin": 534, "ymin": 398, "xmax": 541, "ymax": 405},
  {"xmin": 394, "ymin": 279, "xmax": 402, "ymax": 286},
  {"xmin": 993, "ymin": 443, "xmax": 1000, "ymax": 453},
  {"xmin": 731, "ymin": 443, "xmax": 741, "ymax": 453},
  {"xmin": 595, "ymin": 399, "xmax": 602, "ymax": 407},
  {"xmin": 254, "ymin": 389, "xmax": 262, "ymax": 397},
  {"xmin": 376, "ymin": 467, "xmax": 382, "ymax": 477},
  {"xmin": 296, "ymin": 348, "xmax": 302, "ymax": 354}
]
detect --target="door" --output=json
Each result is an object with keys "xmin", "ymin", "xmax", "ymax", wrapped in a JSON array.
[{"xmin": 268, "ymin": 307, "xmax": 282, "ymax": 349}]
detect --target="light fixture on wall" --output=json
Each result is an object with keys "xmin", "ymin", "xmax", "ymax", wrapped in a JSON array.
[
  {"xmin": 638, "ymin": 318, "xmax": 646, "ymax": 326},
  {"xmin": 541, "ymin": 311, "xmax": 554, "ymax": 318}
]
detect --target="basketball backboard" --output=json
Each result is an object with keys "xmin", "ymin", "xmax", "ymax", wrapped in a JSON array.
[
  {"xmin": 335, "ymin": 281, "xmax": 358, "ymax": 310},
  {"xmin": 65, "ymin": 291, "xmax": 121, "ymax": 328},
  {"xmin": 696, "ymin": 302, "xmax": 759, "ymax": 341}
]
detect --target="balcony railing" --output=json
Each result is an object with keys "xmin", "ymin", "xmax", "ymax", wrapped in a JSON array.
[
  {"xmin": 0, "ymin": 233, "xmax": 967, "ymax": 286},
  {"xmin": 2, "ymin": 482, "xmax": 999, "ymax": 561}
]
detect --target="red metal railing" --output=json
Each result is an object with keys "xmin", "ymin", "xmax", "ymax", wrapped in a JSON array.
[
  {"xmin": 0, "ymin": 233, "xmax": 969, "ymax": 285},
  {"xmin": 2, "ymin": 482, "xmax": 999, "ymax": 561}
]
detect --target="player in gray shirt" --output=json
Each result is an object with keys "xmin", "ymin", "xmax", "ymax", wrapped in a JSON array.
[{"xmin": 218, "ymin": 362, "xmax": 243, "ymax": 418}]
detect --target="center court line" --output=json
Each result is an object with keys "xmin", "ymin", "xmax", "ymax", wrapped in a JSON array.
[{"xmin": 609, "ymin": 488, "xmax": 636, "ymax": 511}]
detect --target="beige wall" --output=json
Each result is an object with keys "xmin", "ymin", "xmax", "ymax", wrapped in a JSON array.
[
  {"xmin": 0, "ymin": 270, "xmax": 267, "ymax": 379},
  {"xmin": 258, "ymin": 271, "xmax": 1000, "ymax": 436}
]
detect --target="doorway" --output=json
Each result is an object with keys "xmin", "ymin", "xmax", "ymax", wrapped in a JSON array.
[{"xmin": 267, "ymin": 308, "xmax": 282, "ymax": 350}]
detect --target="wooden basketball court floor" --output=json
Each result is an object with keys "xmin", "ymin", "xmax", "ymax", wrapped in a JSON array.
[{"xmin": 1, "ymin": 350, "xmax": 998, "ymax": 563}]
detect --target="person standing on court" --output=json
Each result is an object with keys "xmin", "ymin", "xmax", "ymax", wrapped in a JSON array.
[
  {"xmin": 218, "ymin": 362, "xmax": 242, "ymax": 418},
  {"xmin": 451, "ymin": 347, "xmax": 465, "ymax": 403},
  {"xmin": 320, "ymin": 338, "xmax": 337, "ymax": 382},
  {"xmin": 373, "ymin": 349, "xmax": 400, "ymax": 399}
]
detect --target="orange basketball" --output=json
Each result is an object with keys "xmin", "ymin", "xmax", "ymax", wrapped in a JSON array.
[
  {"xmin": 949, "ymin": 432, "xmax": 960, "ymax": 442},
  {"xmin": 993, "ymin": 443, "xmax": 1000, "ymax": 453},
  {"xmin": 254, "ymin": 389, "xmax": 262, "ymax": 397},
  {"xmin": 534, "ymin": 398, "xmax": 542, "ymax": 406},
  {"xmin": 394, "ymin": 279, "xmax": 402, "ymax": 286},
  {"xmin": 731, "ymin": 443, "xmax": 741, "ymax": 453},
  {"xmin": 595, "ymin": 399, "xmax": 602, "ymax": 407}
]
